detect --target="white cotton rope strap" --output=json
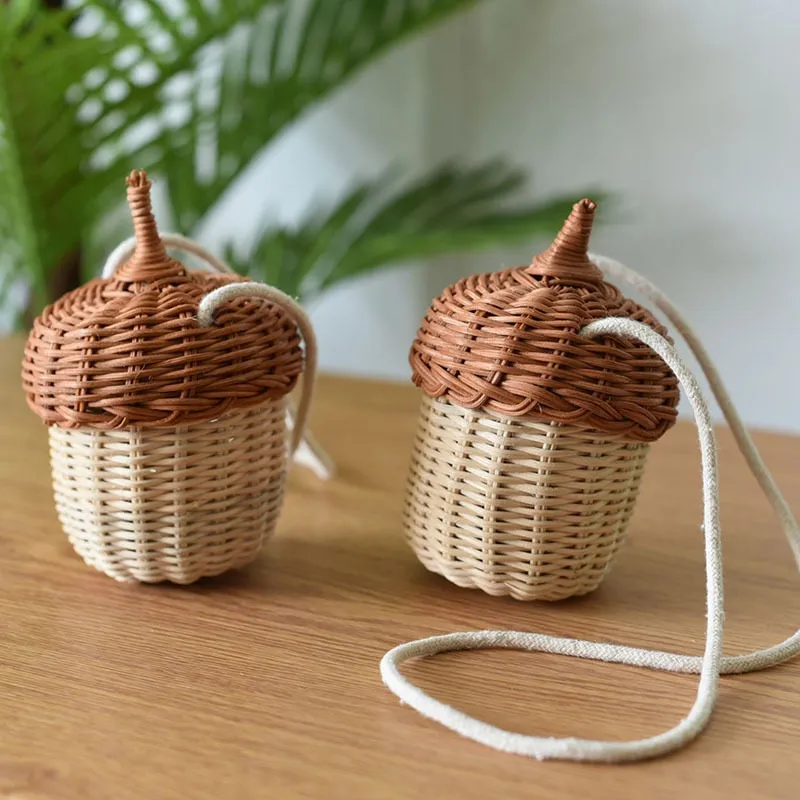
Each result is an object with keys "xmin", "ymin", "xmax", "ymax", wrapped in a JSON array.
[
  {"xmin": 197, "ymin": 284, "xmax": 317, "ymax": 458},
  {"xmin": 102, "ymin": 234, "xmax": 317, "ymax": 459},
  {"xmin": 380, "ymin": 255, "xmax": 800, "ymax": 764}
]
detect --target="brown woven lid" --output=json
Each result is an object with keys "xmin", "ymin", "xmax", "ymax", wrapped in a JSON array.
[
  {"xmin": 22, "ymin": 170, "xmax": 304, "ymax": 429},
  {"xmin": 410, "ymin": 199, "xmax": 679, "ymax": 442}
]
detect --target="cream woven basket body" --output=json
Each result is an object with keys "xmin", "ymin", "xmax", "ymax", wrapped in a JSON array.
[
  {"xmin": 405, "ymin": 395, "xmax": 649, "ymax": 601},
  {"xmin": 405, "ymin": 200, "xmax": 679, "ymax": 601},
  {"xmin": 49, "ymin": 401, "xmax": 287, "ymax": 583},
  {"xmin": 22, "ymin": 171, "xmax": 316, "ymax": 584}
]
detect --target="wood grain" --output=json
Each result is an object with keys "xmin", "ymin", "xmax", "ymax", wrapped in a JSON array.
[{"xmin": 1, "ymin": 336, "xmax": 798, "ymax": 800}]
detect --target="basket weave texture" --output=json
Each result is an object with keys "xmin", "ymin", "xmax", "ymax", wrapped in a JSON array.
[
  {"xmin": 51, "ymin": 400, "xmax": 287, "ymax": 583},
  {"xmin": 405, "ymin": 199, "xmax": 676, "ymax": 600},
  {"xmin": 22, "ymin": 172, "xmax": 303, "ymax": 430},
  {"xmin": 22, "ymin": 171, "xmax": 308, "ymax": 583},
  {"xmin": 405, "ymin": 395, "xmax": 648, "ymax": 601},
  {"xmin": 410, "ymin": 200, "xmax": 678, "ymax": 443}
]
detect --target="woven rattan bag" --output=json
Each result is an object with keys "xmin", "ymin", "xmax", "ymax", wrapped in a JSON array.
[
  {"xmin": 382, "ymin": 199, "xmax": 800, "ymax": 763},
  {"xmin": 404, "ymin": 199, "xmax": 679, "ymax": 601},
  {"xmin": 22, "ymin": 171, "xmax": 316, "ymax": 584}
]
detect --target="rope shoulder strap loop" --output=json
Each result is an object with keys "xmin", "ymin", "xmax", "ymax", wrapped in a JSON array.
[
  {"xmin": 380, "ymin": 259, "xmax": 800, "ymax": 764},
  {"xmin": 102, "ymin": 234, "xmax": 318, "ymax": 461},
  {"xmin": 589, "ymin": 252, "xmax": 800, "ymax": 570},
  {"xmin": 198, "ymin": 282, "xmax": 317, "ymax": 458}
]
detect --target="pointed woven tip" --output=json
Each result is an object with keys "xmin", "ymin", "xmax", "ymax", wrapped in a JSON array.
[
  {"xmin": 126, "ymin": 169, "xmax": 150, "ymax": 191},
  {"xmin": 115, "ymin": 170, "xmax": 184, "ymax": 282},
  {"xmin": 530, "ymin": 198, "xmax": 602, "ymax": 284},
  {"xmin": 126, "ymin": 169, "xmax": 168, "ymax": 262}
]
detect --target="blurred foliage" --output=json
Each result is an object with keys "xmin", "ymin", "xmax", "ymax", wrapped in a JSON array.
[{"xmin": 0, "ymin": 0, "xmax": 598, "ymax": 326}]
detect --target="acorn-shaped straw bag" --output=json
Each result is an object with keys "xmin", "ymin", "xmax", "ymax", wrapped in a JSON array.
[
  {"xmin": 382, "ymin": 199, "xmax": 800, "ymax": 763},
  {"xmin": 21, "ymin": 171, "xmax": 316, "ymax": 584},
  {"xmin": 404, "ymin": 199, "xmax": 678, "ymax": 601}
]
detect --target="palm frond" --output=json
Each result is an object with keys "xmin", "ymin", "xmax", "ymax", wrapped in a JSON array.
[
  {"xmin": 81, "ymin": 0, "xmax": 483, "ymax": 232},
  {"xmin": 0, "ymin": 2, "xmax": 116, "ymax": 311},
  {"xmin": 0, "ymin": 72, "xmax": 41, "ymax": 316},
  {"xmin": 0, "ymin": 0, "xmax": 485, "ymax": 317},
  {"xmin": 0, "ymin": 0, "xmax": 604, "ymax": 330},
  {"xmin": 51, "ymin": 0, "xmax": 482, "ymax": 232},
  {"xmin": 222, "ymin": 163, "xmax": 603, "ymax": 299}
]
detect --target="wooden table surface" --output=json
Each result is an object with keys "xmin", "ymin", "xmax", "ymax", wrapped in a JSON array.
[{"xmin": 1, "ymin": 337, "xmax": 799, "ymax": 799}]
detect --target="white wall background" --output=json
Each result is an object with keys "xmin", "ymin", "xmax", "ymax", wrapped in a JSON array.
[
  {"xmin": 218, "ymin": 0, "xmax": 800, "ymax": 432},
  {"xmin": 451, "ymin": 0, "xmax": 800, "ymax": 433}
]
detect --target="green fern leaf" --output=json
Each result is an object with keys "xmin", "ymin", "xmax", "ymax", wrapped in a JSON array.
[
  {"xmin": 87, "ymin": 0, "xmax": 483, "ymax": 232},
  {"xmin": 226, "ymin": 163, "xmax": 606, "ymax": 299},
  {"xmin": 0, "ymin": 0, "xmax": 604, "ymax": 331},
  {"xmin": 0, "ymin": 4, "xmax": 117, "ymax": 314}
]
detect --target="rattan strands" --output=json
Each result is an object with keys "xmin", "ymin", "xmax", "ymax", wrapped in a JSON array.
[
  {"xmin": 409, "ymin": 200, "xmax": 679, "ymax": 443},
  {"xmin": 22, "ymin": 171, "xmax": 304, "ymax": 430},
  {"xmin": 49, "ymin": 400, "xmax": 287, "ymax": 583},
  {"xmin": 404, "ymin": 394, "xmax": 649, "ymax": 601}
]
